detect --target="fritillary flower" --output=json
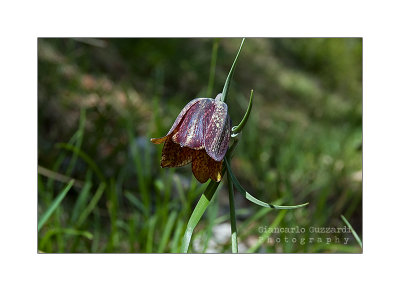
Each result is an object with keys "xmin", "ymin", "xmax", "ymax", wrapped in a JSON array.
[{"xmin": 151, "ymin": 93, "xmax": 231, "ymax": 183}]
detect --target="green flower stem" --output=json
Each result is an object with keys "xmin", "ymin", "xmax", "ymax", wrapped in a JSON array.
[
  {"xmin": 181, "ymin": 140, "xmax": 239, "ymax": 253},
  {"xmin": 227, "ymin": 162, "xmax": 238, "ymax": 253},
  {"xmin": 221, "ymin": 38, "xmax": 245, "ymax": 103},
  {"xmin": 232, "ymin": 89, "xmax": 254, "ymax": 136}
]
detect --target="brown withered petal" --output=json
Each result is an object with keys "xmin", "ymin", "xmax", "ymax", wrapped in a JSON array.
[{"xmin": 150, "ymin": 95, "xmax": 231, "ymax": 183}]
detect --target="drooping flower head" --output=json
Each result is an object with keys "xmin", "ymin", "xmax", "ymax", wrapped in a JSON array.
[{"xmin": 151, "ymin": 93, "xmax": 231, "ymax": 183}]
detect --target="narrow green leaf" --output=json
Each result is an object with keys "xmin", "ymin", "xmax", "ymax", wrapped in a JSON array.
[
  {"xmin": 38, "ymin": 180, "xmax": 75, "ymax": 231},
  {"xmin": 171, "ymin": 220, "xmax": 184, "ymax": 253},
  {"xmin": 225, "ymin": 158, "xmax": 308, "ymax": 209},
  {"xmin": 181, "ymin": 195, "xmax": 210, "ymax": 253},
  {"xmin": 91, "ymin": 208, "xmax": 101, "ymax": 252},
  {"xmin": 70, "ymin": 173, "xmax": 92, "ymax": 224},
  {"xmin": 158, "ymin": 211, "xmax": 178, "ymax": 253},
  {"xmin": 39, "ymin": 228, "xmax": 93, "ymax": 251},
  {"xmin": 128, "ymin": 215, "xmax": 137, "ymax": 252},
  {"xmin": 46, "ymin": 126, "xmax": 79, "ymax": 191},
  {"xmin": 125, "ymin": 191, "xmax": 147, "ymax": 215},
  {"xmin": 232, "ymin": 89, "xmax": 254, "ymax": 136},
  {"xmin": 146, "ymin": 215, "xmax": 157, "ymax": 253},
  {"xmin": 207, "ymin": 38, "xmax": 220, "ymax": 98},
  {"xmin": 341, "ymin": 215, "xmax": 363, "ymax": 249},
  {"xmin": 221, "ymin": 38, "xmax": 245, "ymax": 102},
  {"xmin": 181, "ymin": 180, "xmax": 221, "ymax": 253},
  {"xmin": 128, "ymin": 130, "xmax": 150, "ymax": 216},
  {"xmin": 76, "ymin": 182, "xmax": 107, "ymax": 227},
  {"xmin": 66, "ymin": 107, "xmax": 86, "ymax": 176}
]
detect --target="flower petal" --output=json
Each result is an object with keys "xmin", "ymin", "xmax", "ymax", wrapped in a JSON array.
[
  {"xmin": 150, "ymin": 98, "xmax": 208, "ymax": 144},
  {"xmin": 160, "ymin": 138, "xmax": 195, "ymax": 168},
  {"xmin": 208, "ymin": 158, "xmax": 223, "ymax": 182},
  {"xmin": 205, "ymin": 100, "xmax": 231, "ymax": 161},
  {"xmin": 172, "ymin": 98, "xmax": 214, "ymax": 150},
  {"xmin": 191, "ymin": 150, "xmax": 211, "ymax": 183},
  {"xmin": 150, "ymin": 136, "xmax": 168, "ymax": 144},
  {"xmin": 191, "ymin": 149, "xmax": 223, "ymax": 183}
]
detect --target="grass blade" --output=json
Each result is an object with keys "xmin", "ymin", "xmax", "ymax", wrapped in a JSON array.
[
  {"xmin": 39, "ymin": 228, "xmax": 93, "ymax": 251},
  {"xmin": 128, "ymin": 131, "xmax": 151, "ymax": 217},
  {"xmin": 181, "ymin": 195, "xmax": 210, "ymax": 253},
  {"xmin": 157, "ymin": 211, "xmax": 178, "ymax": 253},
  {"xmin": 146, "ymin": 215, "xmax": 157, "ymax": 253},
  {"xmin": 341, "ymin": 215, "xmax": 363, "ymax": 249},
  {"xmin": 70, "ymin": 173, "xmax": 92, "ymax": 224},
  {"xmin": 38, "ymin": 180, "xmax": 75, "ymax": 231},
  {"xmin": 66, "ymin": 107, "xmax": 86, "ymax": 176},
  {"xmin": 171, "ymin": 220, "xmax": 184, "ymax": 253},
  {"xmin": 76, "ymin": 182, "xmax": 107, "ymax": 227},
  {"xmin": 125, "ymin": 191, "xmax": 147, "ymax": 215}
]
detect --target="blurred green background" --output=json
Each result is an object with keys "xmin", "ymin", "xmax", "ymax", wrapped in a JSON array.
[{"xmin": 38, "ymin": 38, "xmax": 362, "ymax": 253}]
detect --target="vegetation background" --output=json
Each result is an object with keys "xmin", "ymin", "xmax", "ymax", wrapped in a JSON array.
[{"xmin": 38, "ymin": 38, "xmax": 362, "ymax": 253}]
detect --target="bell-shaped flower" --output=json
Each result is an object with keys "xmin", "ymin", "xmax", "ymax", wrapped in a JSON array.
[{"xmin": 151, "ymin": 94, "xmax": 231, "ymax": 183}]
